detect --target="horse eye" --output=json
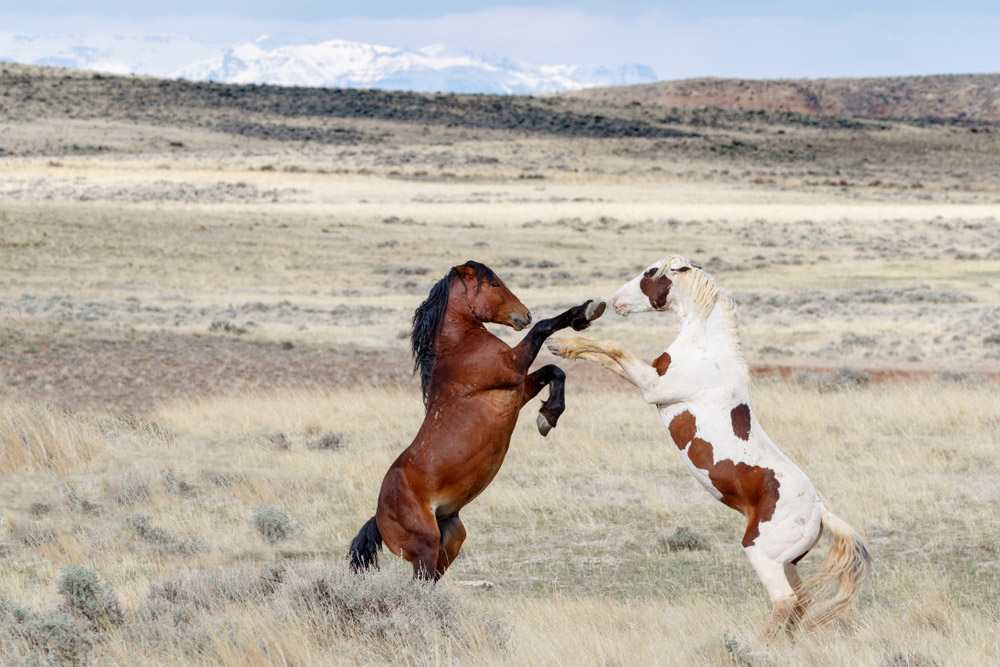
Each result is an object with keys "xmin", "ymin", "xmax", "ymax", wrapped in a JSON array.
[
  {"xmin": 491, "ymin": 281, "xmax": 500, "ymax": 288},
  {"xmin": 644, "ymin": 269, "xmax": 657, "ymax": 278},
  {"xmin": 675, "ymin": 266, "xmax": 691, "ymax": 273}
]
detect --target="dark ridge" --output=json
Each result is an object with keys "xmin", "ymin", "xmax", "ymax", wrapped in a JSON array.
[{"xmin": 0, "ymin": 63, "xmax": 698, "ymax": 140}]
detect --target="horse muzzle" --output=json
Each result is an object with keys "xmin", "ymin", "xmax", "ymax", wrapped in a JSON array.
[{"xmin": 510, "ymin": 312, "xmax": 532, "ymax": 331}]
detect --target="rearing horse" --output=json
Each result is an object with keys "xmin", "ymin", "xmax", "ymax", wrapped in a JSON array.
[
  {"xmin": 548, "ymin": 254, "xmax": 870, "ymax": 636},
  {"xmin": 349, "ymin": 261, "xmax": 605, "ymax": 579}
]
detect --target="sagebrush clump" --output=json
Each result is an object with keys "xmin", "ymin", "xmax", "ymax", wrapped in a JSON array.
[
  {"xmin": 1, "ymin": 600, "xmax": 95, "ymax": 666},
  {"xmin": 305, "ymin": 430, "xmax": 344, "ymax": 450},
  {"xmin": 126, "ymin": 513, "xmax": 209, "ymax": 554},
  {"xmin": 252, "ymin": 506, "xmax": 295, "ymax": 544},
  {"xmin": 57, "ymin": 566, "xmax": 124, "ymax": 630},
  {"xmin": 661, "ymin": 525, "xmax": 711, "ymax": 552}
]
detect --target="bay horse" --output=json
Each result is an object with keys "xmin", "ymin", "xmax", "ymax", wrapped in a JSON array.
[
  {"xmin": 349, "ymin": 261, "xmax": 605, "ymax": 580},
  {"xmin": 547, "ymin": 254, "xmax": 870, "ymax": 636}
]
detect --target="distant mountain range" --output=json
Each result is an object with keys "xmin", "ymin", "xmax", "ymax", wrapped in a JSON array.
[
  {"xmin": 172, "ymin": 38, "xmax": 658, "ymax": 94},
  {"xmin": 0, "ymin": 32, "xmax": 657, "ymax": 94}
]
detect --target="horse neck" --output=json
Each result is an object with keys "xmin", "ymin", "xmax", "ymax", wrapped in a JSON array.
[
  {"xmin": 673, "ymin": 296, "xmax": 748, "ymax": 385},
  {"xmin": 436, "ymin": 292, "xmax": 486, "ymax": 351}
]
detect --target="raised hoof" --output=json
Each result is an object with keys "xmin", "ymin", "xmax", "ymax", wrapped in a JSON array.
[
  {"xmin": 545, "ymin": 339, "xmax": 563, "ymax": 356},
  {"xmin": 536, "ymin": 414, "xmax": 553, "ymax": 436},
  {"xmin": 585, "ymin": 299, "xmax": 606, "ymax": 321}
]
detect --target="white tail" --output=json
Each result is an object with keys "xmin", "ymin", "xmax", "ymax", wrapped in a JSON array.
[{"xmin": 800, "ymin": 511, "xmax": 872, "ymax": 629}]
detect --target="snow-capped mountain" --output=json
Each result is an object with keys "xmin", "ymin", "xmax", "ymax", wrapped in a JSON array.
[
  {"xmin": 172, "ymin": 38, "xmax": 658, "ymax": 94},
  {"xmin": 0, "ymin": 31, "xmax": 218, "ymax": 77},
  {"xmin": 0, "ymin": 32, "xmax": 657, "ymax": 94}
]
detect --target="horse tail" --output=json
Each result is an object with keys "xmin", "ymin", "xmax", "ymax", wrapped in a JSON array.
[
  {"xmin": 801, "ymin": 510, "xmax": 872, "ymax": 629},
  {"xmin": 348, "ymin": 516, "xmax": 383, "ymax": 573}
]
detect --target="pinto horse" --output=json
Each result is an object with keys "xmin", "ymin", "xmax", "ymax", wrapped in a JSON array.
[
  {"xmin": 548, "ymin": 254, "xmax": 870, "ymax": 636},
  {"xmin": 349, "ymin": 261, "xmax": 605, "ymax": 580}
]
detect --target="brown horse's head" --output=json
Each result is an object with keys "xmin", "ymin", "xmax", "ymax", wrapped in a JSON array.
[
  {"xmin": 451, "ymin": 262, "xmax": 531, "ymax": 331},
  {"xmin": 411, "ymin": 261, "xmax": 530, "ymax": 400}
]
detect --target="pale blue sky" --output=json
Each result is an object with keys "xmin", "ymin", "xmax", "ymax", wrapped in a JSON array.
[{"xmin": 1, "ymin": 1, "xmax": 998, "ymax": 78}]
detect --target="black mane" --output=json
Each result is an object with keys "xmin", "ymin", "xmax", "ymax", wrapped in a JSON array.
[{"xmin": 411, "ymin": 261, "xmax": 497, "ymax": 403}]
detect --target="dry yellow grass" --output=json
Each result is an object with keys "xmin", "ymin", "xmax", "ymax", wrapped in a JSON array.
[{"xmin": 2, "ymin": 380, "xmax": 998, "ymax": 664}]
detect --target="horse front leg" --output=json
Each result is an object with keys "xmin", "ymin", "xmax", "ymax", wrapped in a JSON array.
[
  {"xmin": 546, "ymin": 337, "xmax": 663, "ymax": 400},
  {"xmin": 508, "ymin": 299, "xmax": 606, "ymax": 373},
  {"xmin": 523, "ymin": 364, "xmax": 566, "ymax": 436}
]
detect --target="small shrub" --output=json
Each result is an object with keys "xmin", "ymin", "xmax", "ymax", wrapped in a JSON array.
[
  {"xmin": 126, "ymin": 514, "xmax": 208, "ymax": 554},
  {"xmin": 249, "ymin": 432, "xmax": 289, "ymax": 450},
  {"xmin": 836, "ymin": 365, "xmax": 871, "ymax": 387},
  {"xmin": 162, "ymin": 469, "xmax": 178, "ymax": 493},
  {"xmin": 660, "ymin": 525, "xmax": 711, "ymax": 552},
  {"xmin": 295, "ymin": 567, "xmax": 508, "ymax": 654},
  {"xmin": 57, "ymin": 566, "xmax": 123, "ymax": 630},
  {"xmin": 305, "ymin": 431, "xmax": 343, "ymax": 450},
  {"xmin": 795, "ymin": 367, "xmax": 871, "ymax": 392},
  {"xmin": 148, "ymin": 563, "xmax": 286, "ymax": 610},
  {"xmin": 19, "ymin": 522, "xmax": 56, "ymax": 548},
  {"xmin": 29, "ymin": 502, "xmax": 51, "ymax": 517},
  {"xmin": 6, "ymin": 605, "xmax": 95, "ymax": 666},
  {"xmin": 721, "ymin": 630, "xmax": 772, "ymax": 667},
  {"xmin": 252, "ymin": 506, "xmax": 295, "ymax": 544},
  {"xmin": 115, "ymin": 472, "xmax": 151, "ymax": 506},
  {"xmin": 65, "ymin": 486, "xmax": 81, "ymax": 512},
  {"xmin": 207, "ymin": 471, "xmax": 248, "ymax": 488}
]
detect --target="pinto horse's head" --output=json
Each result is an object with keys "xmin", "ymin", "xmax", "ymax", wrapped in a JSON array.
[
  {"xmin": 451, "ymin": 261, "xmax": 531, "ymax": 330},
  {"xmin": 612, "ymin": 254, "xmax": 697, "ymax": 316}
]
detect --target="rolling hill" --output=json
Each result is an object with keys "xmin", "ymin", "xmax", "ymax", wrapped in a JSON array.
[{"xmin": 564, "ymin": 74, "xmax": 1000, "ymax": 123}]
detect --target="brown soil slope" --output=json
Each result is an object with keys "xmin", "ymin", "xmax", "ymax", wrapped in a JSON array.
[{"xmin": 566, "ymin": 74, "xmax": 1000, "ymax": 122}]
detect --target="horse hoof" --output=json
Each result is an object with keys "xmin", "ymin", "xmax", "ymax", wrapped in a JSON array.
[
  {"xmin": 545, "ymin": 339, "xmax": 563, "ymax": 356},
  {"xmin": 536, "ymin": 414, "xmax": 552, "ymax": 436},
  {"xmin": 585, "ymin": 300, "xmax": 606, "ymax": 321}
]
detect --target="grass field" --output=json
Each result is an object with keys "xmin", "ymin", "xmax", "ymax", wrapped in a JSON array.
[
  {"xmin": 2, "ymin": 64, "xmax": 1000, "ymax": 665},
  {"xmin": 2, "ymin": 381, "xmax": 999, "ymax": 665}
]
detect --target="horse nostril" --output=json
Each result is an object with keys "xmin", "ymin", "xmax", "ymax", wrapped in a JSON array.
[{"xmin": 524, "ymin": 311, "xmax": 532, "ymax": 325}]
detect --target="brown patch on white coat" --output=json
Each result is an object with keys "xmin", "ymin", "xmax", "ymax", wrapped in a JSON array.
[
  {"xmin": 668, "ymin": 410, "xmax": 779, "ymax": 547},
  {"xmin": 651, "ymin": 352, "xmax": 671, "ymax": 376}
]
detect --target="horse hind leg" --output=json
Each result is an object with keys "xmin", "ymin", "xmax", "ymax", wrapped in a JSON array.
[
  {"xmin": 435, "ymin": 514, "xmax": 467, "ymax": 578},
  {"xmin": 377, "ymin": 479, "xmax": 442, "ymax": 580},
  {"xmin": 744, "ymin": 547, "xmax": 800, "ymax": 640},
  {"xmin": 783, "ymin": 562, "xmax": 810, "ymax": 633}
]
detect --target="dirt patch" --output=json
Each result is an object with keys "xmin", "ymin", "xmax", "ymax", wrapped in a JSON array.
[{"xmin": 0, "ymin": 332, "xmax": 412, "ymax": 414}]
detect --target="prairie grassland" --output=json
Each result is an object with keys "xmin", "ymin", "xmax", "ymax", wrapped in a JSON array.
[
  {"xmin": 3, "ymin": 67, "xmax": 1000, "ymax": 664},
  {"xmin": 2, "ymin": 380, "xmax": 999, "ymax": 665}
]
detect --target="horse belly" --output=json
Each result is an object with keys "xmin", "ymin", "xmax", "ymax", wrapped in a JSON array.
[
  {"xmin": 420, "ymin": 396, "xmax": 521, "ymax": 513},
  {"xmin": 680, "ymin": 459, "xmax": 726, "ymax": 500}
]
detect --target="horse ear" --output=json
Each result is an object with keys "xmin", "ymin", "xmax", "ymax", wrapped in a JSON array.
[{"xmin": 453, "ymin": 264, "xmax": 476, "ymax": 279}]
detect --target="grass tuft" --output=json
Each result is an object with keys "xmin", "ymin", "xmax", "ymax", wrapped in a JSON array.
[
  {"xmin": 304, "ymin": 430, "xmax": 344, "ymax": 450},
  {"xmin": 660, "ymin": 525, "xmax": 712, "ymax": 552}
]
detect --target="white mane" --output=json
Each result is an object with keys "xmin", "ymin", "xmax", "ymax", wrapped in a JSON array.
[{"xmin": 665, "ymin": 259, "xmax": 749, "ymax": 386}]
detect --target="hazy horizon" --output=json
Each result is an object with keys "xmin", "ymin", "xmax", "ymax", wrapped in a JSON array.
[{"xmin": 1, "ymin": 1, "xmax": 999, "ymax": 81}]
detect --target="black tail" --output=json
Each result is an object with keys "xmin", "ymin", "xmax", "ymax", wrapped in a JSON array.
[{"xmin": 348, "ymin": 516, "xmax": 383, "ymax": 573}]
